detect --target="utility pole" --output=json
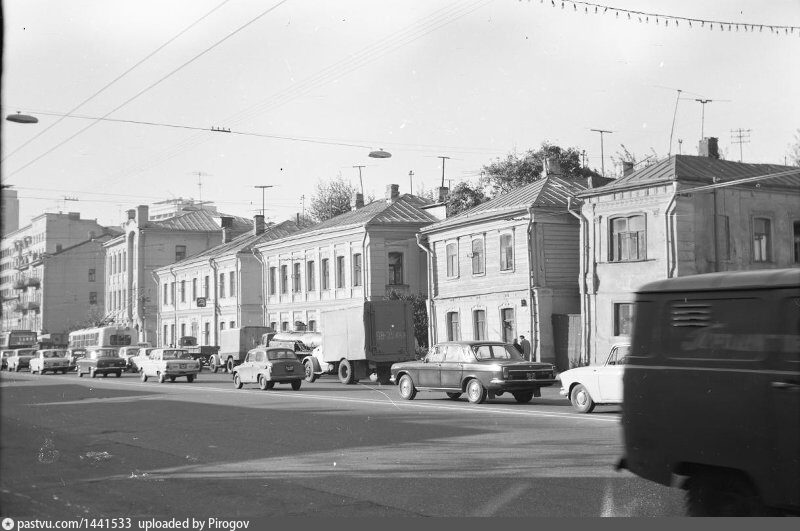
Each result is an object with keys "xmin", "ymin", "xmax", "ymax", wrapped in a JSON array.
[
  {"xmin": 437, "ymin": 156, "xmax": 450, "ymax": 188},
  {"xmin": 353, "ymin": 165, "xmax": 365, "ymax": 195},
  {"xmin": 60, "ymin": 196, "xmax": 78, "ymax": 212},
  {"xmin": 730, "ymin": 128, "xmax": 752, "ymax": 162},
  {"xmin": 590, "ymin": 129, "xmax": 613, "ymax": 177},
  {"xmin": 408, "ymin": 170, "xmax": 414, "ymax": 194},
  {"xmin": 191, "ymin": 171, "xmax": 211, "ymax": 201},
  {"xmin": 695, "ymin": 99, "xmax": 713, "ymax": 139},
  {"xmin": 254, "ymin": 185, "xmax": 273, "ymax": 217}
]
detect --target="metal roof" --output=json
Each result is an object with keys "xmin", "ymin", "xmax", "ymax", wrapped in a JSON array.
[
  {"xmin": 637, "ymin": 268, "xmax": 800, "ymax": 293},
  {"xmin": 578, "ymin": 155, "xmax": 800, "ymax": 196},
  {"xmin": 149, "ymin": 210, "xmax": 252, "ymax": 232},
  {"xmin": 423, "ymin": 176, "xmax": 588, "ymax": 232}
]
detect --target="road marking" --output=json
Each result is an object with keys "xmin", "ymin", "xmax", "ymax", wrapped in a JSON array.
[
  {"xmin": 474, "ymin": 483, "xmax": 530, "ymax": 516},
  {"xmin": 3, "ymin": 372, "xmax": 618, "ymax": 423}
]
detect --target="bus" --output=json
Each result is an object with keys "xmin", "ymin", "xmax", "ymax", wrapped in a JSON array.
[
  {"xmin": 68, "ymin": 326, "xmax": 137, "ymax": 350},
  {"xmin": 0, "ymin": 330, "xmax": 38, "ymax": 350}
]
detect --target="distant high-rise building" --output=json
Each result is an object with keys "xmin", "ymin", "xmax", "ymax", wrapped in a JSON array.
[{"xmin": 1, "ymin": 188, "xmax": 20, "ymax": 236}]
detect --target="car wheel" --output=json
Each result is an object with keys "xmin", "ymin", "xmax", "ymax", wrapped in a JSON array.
[
  {"xmin": 338, "ymin": 359, "xmax": 355, "ymax": 385},
  {"xmin": 140, "ymin": 371, "xmax": 148, "ymax": 383},
  {"xmin": 169, "ymin": 376, "xmax": 176, "ymax": 383},
  {"xmin": 398, "ymin": 374, "xmax": 417, "ymax": 400},
  {"xmin": 226, "ymin": 359, "xmax": 235, "ymax": 373},
  {"xmin": 513, "ymin": 391, "xmax": 534, "ymax": 404},
  {"xmin": 186, "ymin": 375, "xmax": 195, "ymax": 383},
  {"xmin": 158, "ymin": 373, "xmax": 166, "ymax": 384},
  {"xmin": 233, "ymin": 373, "xmax": 243, "ymax": 389},
  {"xmin": 685, "ymin": 471, "xmax": 772, "ymax": 516},
  {"xmin": 570, "ymin": 384, "xmax": 596, "ymax": 413},
  {"xmin": 304, "ymin": 360, "xmax": 317, "ymax": 383},
  {"xmin": 291, "ymin": 380, "xmax": 302, "ymax": 391},
  {"xmin": 259, "ymin": 375, "xmax": 269, "ymax": 391},
  {"xmin": 90, "ymin": 368, "xmax": 97, "ymax": 379},
  {"xmin": 210, "ymin": 358, "xmax": 218, "ymax": 373},
  {"xmin": 445, "ymin": 392, "xmax": 462, "ymax": 400},
  {"xmin": 466, "ymin": 379, "xmax": 487, "ymax": 404},
  {"xmin": 265, "ymin": 381, "xmax": 275, "ymax": 390}
]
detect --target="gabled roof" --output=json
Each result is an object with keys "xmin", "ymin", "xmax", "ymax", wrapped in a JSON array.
[
  {"xmin": 577, "ymin": 155, "xmax": 800, "ymax": 196},
  {"xmin": 148, "ymin": 209, "xmax": 252, "ymax": 232},
  {"xmin": 422, "ymin": 176, "xmax": 588, "ymax": 233},
  {"xmin": 288, "ymin": 194, "xmax": 437, "ymax": 238}
]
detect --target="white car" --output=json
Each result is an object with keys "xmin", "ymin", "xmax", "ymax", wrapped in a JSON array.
[
  {"xmin": 558, "ymin": 343, "xmax": 630, "ymax": 413},
  {"xmin": 30, "ymin": 349, "xmax": 71, "ymax": 374}
]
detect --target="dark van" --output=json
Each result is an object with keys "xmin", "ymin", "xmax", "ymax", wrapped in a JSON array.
[{"xmin": 617, "ymin": 268, "xmax": 800, "ymax": 516}]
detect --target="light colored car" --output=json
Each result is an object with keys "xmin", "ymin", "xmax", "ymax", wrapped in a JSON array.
[
  {"xmin": 118, "ymin": 346, "xmax": 143, "ymax": 372},
  {"xmin": 6, "ymin": 348, "xmax": 37, "ymax": 372},
  {"xmin": 140, "ymin": 349, "xmax": 200, "ymax": 383},
  {"xmin": 1, "ymin": 349, "xmax": 15, "ymax": 370},
  {"xmin": 129, "ymin": 348, "xmax": 155, "ymax": 373},
  {"xmin": 30, "ymin": 349, "xmax": 71, "ymax": 375},
  {"xmin": 232, "ymin": 347, "xmax": 303, "ymax": 391},
  {"xmin": 558, "ymin": 343, "xmax": 630, "ymax": 413}
]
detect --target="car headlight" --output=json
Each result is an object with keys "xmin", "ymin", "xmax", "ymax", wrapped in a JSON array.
[{"xmin": 502, "ymin": 367, "xmax": 509, "ymax": 379}]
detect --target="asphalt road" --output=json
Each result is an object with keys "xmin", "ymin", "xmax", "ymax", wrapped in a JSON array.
[{"xmin": 1, "ymin": 368, "xmax": 685, "ymax": 518}]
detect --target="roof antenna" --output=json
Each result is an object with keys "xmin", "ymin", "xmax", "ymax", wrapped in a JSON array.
[{"xmin": 668, "ymin": 89, "xmax": 682, "ymax": 156}]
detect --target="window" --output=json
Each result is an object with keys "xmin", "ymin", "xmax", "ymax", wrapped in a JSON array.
[
  {"xmin": 175, "ymin": 245, "xmax": 186, "ymax": 262},
  {"xmin": 336, "ymin": 256, "xmax": 345, "ymax": 288},
  {"xmin": 203, "ymin": 323, "xmax": 210, "ymax": 345},
  {"xmin": 321, "ymin": 259, "xmax": 330, "ymax": 290},
  {"xmin": 293, "ymin": 263, "xmax": 301, "ymax": 293},
  {"xmin": 192, "ymin": 278, "xmax": 197, "ymax": 301},
  {"xmin": 308, "ymin": 320, "xmax": 316, "ymax": 332},
  {"xmin": 171, "ymin": 282, "xmax": 176, "ymax": 305},
  {"xmin": 229, "ymin": 320, "xmax": 235, "ymax": 328},
  {"xmin": 794, "ymin": 221, "xmax": 800, "ymax": 264},
  {"xmin": 269, "ymin": 321, "xmax": 277, "ymax": 331},
  {"xmin": 388, "ymin": 252, "xmax": 403, "ymax": 285},
  {"xmin": 614, "ymin": 303, "xmax": 634, "ymax": 336},
  {"xmin": 180, "ymin": 323, "xmax": 186, "ymax": 337},
  {"xmin": 89, "ymin": 292, "xmax": 97, "ymax": 305},
  {"xmin": 219, "ymin": 322, "xmax": 225, "ymax": 331},
  {"xmin": 229, "ymin": 271, "xmax": 236, "ymax": 297},
  {"xmin": 180, "ymin": 280, "xmax": 186, "ymax": 303},
  {"xmin": 471, "ymin": 239, "xmax": 484, "ymax": 275},
  {"xmin": 473, "ymin": 310, "xmax": 486, "ymax": 340},
  {"xmin": 500, "ymin": 234, "xmax": 514, "ymax": 271},
  {"xmin": 170, "ymin": 324, "xmax": 176, "ymax": 345},
  {"xmin": 500, "ymin": 308, "xmax": 515, "ymax": 343},
  {"xmin": 204, "ymin": 276, "xmax": 210, "ymax": 298},
  {"xmin": 88, "ymin": 268, "xmax": 96, "ymax": 282},
  {"xmin": 164, "ymin": 283, "xmax": 169, "ymax": 305},
  {"xmin": 306, "ymin": 261, "xmax": 316, "ymax": 291},
  {"xmin": 219, "ymin": 273, "xmax": 225, "ymax": 298},
  {"xmin": 280, "ymin": 265, "xmax": 288, "ymax": 294},
  {"xmin": 164, "ymin": 325, "xmax": 168, "ymax": 344},
  {"xmin": 281, "ymin": 321, "xmax": 289, "ymax": 332},
  {"xmin": 269, "ymin": 267, "xmax": 277, "ymax": 295},
  {"xmin": 122, "ymin": 251, "xmax": 126, "ymax": 271},
  {"xmin": 446, "ymin": 312, "xmax": 460, "ymax": 341},
  {"xmin": 610, "ymin": 214, "xmax": 646, "ymax": 262},
  {"xmin": 446, "ymin": 243, "xmax": 458, "ymax": 277},
  {"xmin": 753, "ymin": 217, "xmax": 772, "ymax": 262},
  {"xmin": 352, "ymin": 254, "xmax": 362, "ymax": 287}
]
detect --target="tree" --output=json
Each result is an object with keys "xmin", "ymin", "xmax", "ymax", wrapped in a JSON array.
[
  {"xmin": 308, "ymin": 175, "xmax": 360, "ymax": 222},
  {"xmin": 788, "ymin": 129, "xmax": 800, "ymax": 166},
  {"xmin": 481, "ymin": 143, "xmax": 601, "ymax": 195},
  {"xmin": 445, "ymin": 181, "xmax": 488, "ymax": 217}
]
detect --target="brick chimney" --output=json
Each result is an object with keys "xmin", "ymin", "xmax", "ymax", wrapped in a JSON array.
[
  {"xmin": 699, "ymin": 137, "xmax": 720, "ymax": 159},
  {"xmin": 385, "ymin": 184, "xmax": 400, "ymax": 203},
  {"xmin": 545, "ymin": 157, "xmax": 562, "ymax": 177},
  {"xmin": 220, "ymin": 216, "xmax": 233, "ymax": 243},
  {"xmin": 351, "ymin": 192, "xmax": 364, "ymax": 211},
  {"xmin": 253, "ymin": 215, "xmax": 265, "ymax": 235},
  {"xmin": 136, "ymin": 205, "xmax": 149, "ymax": 228},
  {"xmin": 622, "ymin": 161, "xmax": 635, "ymax": 176},
  {"xmin": 438, "ymin": 186, "xmax": 449, "ymax": 203}
]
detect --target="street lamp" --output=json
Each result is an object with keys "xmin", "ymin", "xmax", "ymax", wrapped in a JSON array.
[
  {"xmin": 368, "ymin": 149, "xmax": 391, "ymax": 159},
  {"xmin": 6, "ymin": 112, "xmax": 38, "ymax": 124}
]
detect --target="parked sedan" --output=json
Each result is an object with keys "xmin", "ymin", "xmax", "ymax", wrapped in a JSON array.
[
  {"xmin": 118, "ymin": 346, "xmax": 143, "ymax": 372},
  {"xmin": 1, "ymin": 350, "xmax": 14, "ymax": 370},
  {"xmin": 390, "ymin": 341, "xmax": 557, "ymax": 404},
  {"xmin": 232, "ymin": 347, "xmax": 303, "ymax": 391},
  {"xmin": 129, "ymin": 348, "xmax": 155, "ymax": 373},
  {"xmin": 66, "ymin": 348, "xmax": 87, "ymax": 372},
  {"xmin": 558, "ymin": 343, "xmax": 630, "ymax": 413},
  {"xmin": 30, "ymin": 349, "xmax": 71, "ymax": 374},
  {"xmin": 5, "ymin": 348, "xmax": 37, "ymax": 372},
  {"xmin": 139, "ymin": 349, "xmax": 200, "ymax": 383},
  {"xmin": 77, "ymin": 348, "xmax": 126, "ymax": 378}
]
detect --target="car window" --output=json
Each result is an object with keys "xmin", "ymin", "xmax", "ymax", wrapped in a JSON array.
[
  {"xmin": 472, "ymin": 344, "xmax": 522, "ymax": 361},
  {"xmin": 426, "ymin": 346, "xmax": 445, "ymax": 363},
  {"xmin": 43, "ymin": 351, "xmax": 59, "ymax": 358},
  {"xmin": 267, "ymin": 350, "xmax": 295, "ymax": 360},
  {"xmin": 93, "ymin": 349, "xmax": 118, "ymax": 358},
  {"xmin": 245, "ymin": 351, "xmax": 256, "ymax": 363},
  {"xmin": 442, "ymin": 345, "xmax": 464, "ymax": 362}
]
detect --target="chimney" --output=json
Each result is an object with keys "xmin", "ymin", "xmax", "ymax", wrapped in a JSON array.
[
  {"xmin": 136, "ymin": 205, "xmax": 149, "ymax": 228},
  {"xmin": 220, "ymin": 216, "xmax": 233, "ymax": 243},
  {"xmin": 253, "ymin": 215, "xmax": 265, "ymax": 235},
  {"xmin": 545, "ymin": 157, "xmax": 562, "ymax": 177},
  {"xmin": 351, "ymin": 192, "xmax": 364, "ymax": 210},
  {"xmin": 127, "ymin": 209, "xmax": 136, "ymax": 221},
  {"xmin": 385, "ymin": 184, "xmax": 400, "ymax": 203},
  {"xmin": 698, "ymin": 137, "xmax": 720, "ymax": 159},
  {"xmin": 622, "ymin": 161, "xmax": 635, "ymax": 176},
  {"xmin": 438, "ymin": 186, "xmax": 449, "ymax": 203}
]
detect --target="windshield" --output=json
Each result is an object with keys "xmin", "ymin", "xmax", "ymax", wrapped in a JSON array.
[
  {"xmin": 161, "ymin": 350, "xmax": 191, "ymax": 360},
  {"xmin": 16, "ymin": 349, "xmax": 35, "ymax": 357},
  {"xmin": 93, "ymin": 349, "xmax": 119, "ymax": 358},
  {"xmin": 43, "ymin": 351, "xmax": 66, "ymax": 358},
  {"xmin": 472, "ymin": 344, "xmax": 524, "ymax": 361},
  {"xmin": 267, "ymin": 349, "xmax": 296, "ymax": 361}
]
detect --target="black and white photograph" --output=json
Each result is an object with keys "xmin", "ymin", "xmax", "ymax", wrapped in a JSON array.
[{"xmin": 1, "ymin": 0, "xmax": 799, "ymax": 523}]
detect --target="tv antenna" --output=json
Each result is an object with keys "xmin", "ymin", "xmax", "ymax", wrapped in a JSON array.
[
  {"xmin": 437, "ymin": 156, "xmax": 450, "ymax": 188},
  {"xmin": 190, "ymin": 171, "xmax": 212, "ymax": 201},
  {"xmin": 590, "ymin": 129, "xmax": 613, "ymax": 177},
  {"xmin": 730, "ymin": 129, "xmax": 751, "ymax": 162},
  {"xmin": 353, "ymin": 165, "xmax": 366, "ymax": 195}
]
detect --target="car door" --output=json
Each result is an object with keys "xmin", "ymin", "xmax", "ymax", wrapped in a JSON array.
[
  {"xmin": 417, "ymin": 346, "xmax": 443, "ymax": 387},
  {"xmin": 596, "ymin": 345, "xmax": 628, "ymax": 402},
  {"xmin": 239, "ymin": 350, "xmax": 256, "ymax": 383},
  {"xmin": 439, "ymin": 344, "xmax": 465, "ymax": 389}
]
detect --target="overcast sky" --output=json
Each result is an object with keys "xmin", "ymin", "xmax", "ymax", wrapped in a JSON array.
[{"xmin": 2, "ymin": 0, "xmax": 799, "ymax": 228}]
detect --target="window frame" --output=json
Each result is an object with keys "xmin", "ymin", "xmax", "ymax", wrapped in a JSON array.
[
  {"xmin": 335, "ymin": 256, "xmax": 345, "ymax": 289},
  {"xmin": 269, "ymin": 267, "xmax": 277, "ymax": 295},
  {"xmin": 752, "ymin": 216, "xmax": 773, "ymax": 263},
  {"xmin": 473, "ymin": 309, "xmax": 486, "ymax": 340},
  {"xmin": 387, "ymin": 252, "xmax": 403, "ymax": 285},
  {"xmin": 471, "ymin": 237, "xmax": 485, "ymax": 276},
  {"xmin": 306, "ymin": 261, "xmax": 316, "ymax": 291},
  {"xmin": 499, "ymin": 233, "xmax": 514, "ymax": 272},
  {"xmin": 613, "ymin": 302, "xmax": 635, "ymax": 336},
  {"xmin": 446, "ymin": 311, "xmax": 460, "ymax": 341},
  {"xmin": 446, "ymin": 242, "xmax": 459, "ymax": 278},
  {"xmin": 175, "ymin": 245, "xmax": 187, "ymax": 262},
  {"xmin": 321, "ymin": 258, "xmax": 330, "ymax": 290},
  {"xmin": 292, "ymin": 262, "xmax": 302, "ymax": 293},
  {"xmin": 352, "ymin": 253, "xmax": 363, "ymax": 287},
  {"xmin": 609, "ymin": 213, "xmax": 647, "ymax": 262},
  {"xmin": 280, "ymin": 265, "xmax": 288, "ymax": 294}
]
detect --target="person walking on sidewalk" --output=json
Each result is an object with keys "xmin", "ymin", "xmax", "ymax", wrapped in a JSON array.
[{"xmin": 519, "ymin": 335, "xmax": 532, "ymax": 361}]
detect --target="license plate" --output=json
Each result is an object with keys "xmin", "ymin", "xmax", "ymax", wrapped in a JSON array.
[
  {"xmin": 285, "ymin": 365, "xmax": 294, "ymax": 372},
  {"xmin": 180, "ymin": 364, "xmax": 186, "ymax": 369},
  {"xmin": 527, "ymin": 372, "xmax": 534, "ymax": 379}
]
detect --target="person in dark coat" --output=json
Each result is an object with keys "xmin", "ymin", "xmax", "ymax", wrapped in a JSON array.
[{"xmin": 512, "ymin": 338, "xmax": 523, "ymax": 354}]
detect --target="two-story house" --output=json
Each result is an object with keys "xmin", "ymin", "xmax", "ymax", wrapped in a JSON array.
[
  {"xmin": 152, "ymin": 215, "xmax": 311, "ymax": 347},
  {"xmin": 573, "ymin": 138, "xmax": 800, "ymax": 364},
  {"xmin": 419, "ymin": 166, "xmax": 589, "ymax": 368}
]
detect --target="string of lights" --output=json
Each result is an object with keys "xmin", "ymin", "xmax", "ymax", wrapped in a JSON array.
[{"xmin": 527, "ymin": 0, "xmax": 800, "ymax": 35}]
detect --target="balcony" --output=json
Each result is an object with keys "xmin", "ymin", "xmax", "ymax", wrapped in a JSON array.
[
  {"xmin": 26, "ymin": 277, "xmax": 41, "ymax": 289},
  {"xmin": 14, "ymin": 302, "xmax": 26, "ymax": 314},
  {"xmin": 13, "ymin": 279, "xmax": 27, "ymax": 291}
]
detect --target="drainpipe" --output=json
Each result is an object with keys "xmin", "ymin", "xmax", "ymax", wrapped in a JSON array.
[
  {"xmin": 169, "ymin": 267, "xmax": 177, "ymax": 346},
  {"xmin": 567, "ymin": 196, "xmax": 590, "ymax": 366},
  {"xmin": 712, "ymin": 186, "xmax": 720, "ymax": 272},
  {"xmin": 416, "ymin": 233, "xmax": 436, "ymax": 348},
  {"xmin": 235, "ymin": 253, "xmax": 242, "ymax": 327},
  {"xmin": 526, "ymin": 206, "xmax": 540, "ymax": 362},
  {"xmin": 251, "ymin": 248, "xmax": 267, "ymax": 325},
  {"xmin": 150, "ymin": 271, "xmax": 161, "ymax": 346},
  {"xmin": 209, "ymin": 258, "xmax": 219, "ymax": 346},
  {"xmin": 665, "ymin": 182, "xmax": 679, "ymax": 278},
  {"xmin": 362, "ymin": 230, "xmax": 369, "ymax": 301}
]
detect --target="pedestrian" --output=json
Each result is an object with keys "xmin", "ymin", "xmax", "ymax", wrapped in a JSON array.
[
  {"xmin": 512, "ymin": 338, "xmax": 523, "ymax": 354},
  {"xmin": 519, "ymin": 335, "xmax": 532, "ymax": 361}
]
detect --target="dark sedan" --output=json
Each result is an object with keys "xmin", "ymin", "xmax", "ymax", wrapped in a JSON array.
[
  {"xmin": 390, "ymin": 341, "xmax": 557, "ymax": 404},
  {"xmin": 77, "ymin": 348, "xmax": 126, "ymax": 378}
]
